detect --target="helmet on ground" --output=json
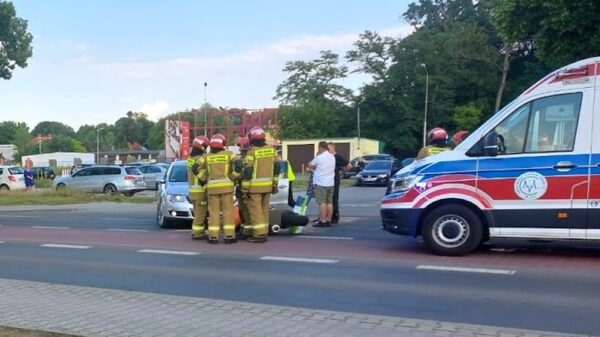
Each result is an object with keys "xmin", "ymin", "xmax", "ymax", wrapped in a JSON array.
[
  {"xmin": 236, "ymin": 136, "xmax": 250, "ymax": 152},
  {"xmin": 210, "ymin": 134, "xmax": 226, "ymax": 149},
  {"xmin": 248, "ymin": 126, "xmax": 266, "ymax": 140},
  {"xmin": 452, "ymin": 131, "xmax": 470, "ymax": 145},
  {"xmin": 428, "ymin": 127, "xmax": 448, "ymax": 144},
  {"xmin": 192, "ymin": 136, "xmax": 210, "ymax": 149}
]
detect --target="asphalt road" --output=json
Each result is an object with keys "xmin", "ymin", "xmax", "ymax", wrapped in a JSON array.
[{"xmin": 0, "ymin": 186, "xmax": 600, "ymax": 335}]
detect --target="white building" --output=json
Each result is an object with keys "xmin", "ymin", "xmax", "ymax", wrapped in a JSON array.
[
  {"xmin": 0, "ymin": 144, "xmax": 17, "ymax": 164},
  {"xmin": 21, "ymin": 152, "xmax": 95, "ymax": 167}
]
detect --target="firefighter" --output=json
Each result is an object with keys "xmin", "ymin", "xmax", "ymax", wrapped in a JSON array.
[
  {"xmin": 199, "ymin": 134, "xmax": 242, "ymax": 244},
  {"xmin": 187, "ymin": 136, "xmax": 210, "ymax": 240},
  {"xmin": 235, "ymin": 136, "xmax": 252, "ymax": 238},
  {"xmin": 241, "ymin": 127, "xmax": 279, "ymax": 243},
  {"xmin": 416, "ymin": 127, "xmax": 452, "ymax": 160}
]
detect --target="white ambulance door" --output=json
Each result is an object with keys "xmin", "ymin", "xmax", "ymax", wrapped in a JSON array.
[{"xmin": 587, "ymin": 62, "xmax": 600, "ymax": 239}]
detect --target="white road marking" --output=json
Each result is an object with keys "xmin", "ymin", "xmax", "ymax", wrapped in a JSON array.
[
  {"xmin": 104, "ymin": 218, "xmax": 150, "ymax": 222},
  {"xmin": 138, "ymin": 249, "xmax": 200, "ymax": 256},
  {"xmin": 417, "ymin": 265, "xmax": 516, "ymax": 275},
  {"xmin": 41, "ymin": 244, "xmax": 91, "ymax": 249},
  {"xmin": 106, "ymin": 229, "xmax": 148, "ymax": 232},
  {"xmin": 32, "ymin": 226, "xmax": 69, "ymax": 230},
  {"xmin": 260, "ymin": 256, "xmax": 339, "ymax": 264},
  {"xmin": 0, "ymin": 215, "xmax": 39, "ymax": 218},
  {"xmin": 296, "ymin": 236, "xmax": 354, "ymax": 240},
  {"xmin": 172, "ymin": 229, "xmax": 190, "ymax": 232}
]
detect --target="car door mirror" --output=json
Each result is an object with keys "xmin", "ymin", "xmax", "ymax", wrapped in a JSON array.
[{"xmin": 483, "ymin": 131, "xmax": 499, "ymax": 157}]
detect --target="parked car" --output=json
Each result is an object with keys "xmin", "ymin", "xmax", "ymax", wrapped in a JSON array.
[
  {"xmin": 53, "ymin": 165, "xmax": 145, "ymax": 196},
  {"xmin": 157, "ymin": 160, "xmax": 292, "ymax": 228},
  {"xmin": 31, "ymin": 166, "xmax": 56, "ymax": 180},
  {"xmin": 343, "ymin": 154, "xmax": 396, "ymax": 179},
  {"xmin": 0, "ymin": 166, "xmax": 26, "ymax": 191},
  {"xmin": 356, "ymin": 160, "xmax": 401, "ymax": 186},
  {"xmin": 138, "ymin": 164, "xmax": 169, "ymax": 190}
]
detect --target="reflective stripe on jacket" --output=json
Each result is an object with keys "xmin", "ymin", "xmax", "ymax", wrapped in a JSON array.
[
  {"xmin": 202, "ymin": 151, "xmax": 238, "ymax": 195},
  {"xmin": 187, "ymin": 155, "xmax": 206, "ymax": 198},
  {"xmin": 243, "ymin": 145, "xmax": 277, "ymax": 193}
]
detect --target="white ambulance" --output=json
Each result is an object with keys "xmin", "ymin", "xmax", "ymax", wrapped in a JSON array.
[{"xmin": 381, "ymin": 57, "xmax": 600, "ymax": 255}]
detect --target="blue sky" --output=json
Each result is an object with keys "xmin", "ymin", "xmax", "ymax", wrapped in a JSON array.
[{"xmin": 1, "ymin": 0, "xmax": 412, "ymax": 129}]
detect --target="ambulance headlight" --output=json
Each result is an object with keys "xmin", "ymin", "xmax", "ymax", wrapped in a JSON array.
[
  {"xmin": 390, "ymin": 175, "xmax": 422, "ymax": 194},
  {"xmin": 168, "ymin": 194, "xmax": 186, "ymax": 203}
]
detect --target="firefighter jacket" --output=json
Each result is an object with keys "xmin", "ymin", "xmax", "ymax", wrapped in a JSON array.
[
  {"xmin": 416, "ymin": 145, "xmax": 451, "ymax": 160},
  {"xmin": 242, "ymin": 145, "xmax": 278, "ymax": 194},
  {"xmin": 199, "ymin": 150, "xmax": 239, "ymax": 195},
  {"xmin": 187, "ymin": 155, "xmax": 206, "ymax": 200}
]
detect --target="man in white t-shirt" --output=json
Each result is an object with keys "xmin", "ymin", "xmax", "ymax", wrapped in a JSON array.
[{"xmin": 308, "ymin": 141, "xmax": 336, "ymax": 227}]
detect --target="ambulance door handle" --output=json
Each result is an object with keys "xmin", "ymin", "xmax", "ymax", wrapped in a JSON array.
[{"xmin": 553, "ymin": 161, "xmax": 577, "ymax": 171}]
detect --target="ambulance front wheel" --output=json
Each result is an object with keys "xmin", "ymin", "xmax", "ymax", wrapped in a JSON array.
[{"xmin": 422, "ymin": 204, "xmax": 483, "ymax": 256}]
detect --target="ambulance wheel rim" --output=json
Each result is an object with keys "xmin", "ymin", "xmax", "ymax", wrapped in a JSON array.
[{"xmin": 432, "ymin": 215, "xmax": 469, "ymax": 248}]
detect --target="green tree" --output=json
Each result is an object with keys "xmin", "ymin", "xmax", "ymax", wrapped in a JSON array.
[
  {"xmin": 0, "ymin": 121, "xmax": 28, "ymax": 143},
  {"xmin": 346, "ymin": 30, "xmax": 396, "ymax": 82},
  {"xmin": 31, "ymin": 121, "xmax": 75, "ymax": 138},
  {"xmin": 452, "ymin": 103, "xmax": 484, "ymax": 131},
  {"xmin": 0, "ymin": 1, "xmax": 33, "ymax": 79}
]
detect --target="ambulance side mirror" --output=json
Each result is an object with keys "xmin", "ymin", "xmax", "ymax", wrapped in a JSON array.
[{"xmin": 483, "ymin": 131, "xmax": 499, "ymax": 157}]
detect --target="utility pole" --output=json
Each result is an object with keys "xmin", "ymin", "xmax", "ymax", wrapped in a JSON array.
[
  {"xmin": 204, "ymin": 82, "xmax": 208, "ymax": 136},
  {"xmin": 38, "ymin": 134, "xmax": 41, "ymax": 154},
  {"xmin": 357, "ymin": 98, "xmax": 365, "ymax": 152},
  {"xmin": 96, "ymin": 127, "xmax": 105, "ymax": 164},
  {"xmin": 420, "ymin": 63, "xmax": 429, "ymax": 147}
]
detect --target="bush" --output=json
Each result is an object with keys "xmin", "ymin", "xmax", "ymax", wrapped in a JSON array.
[{"xmin": 34, "ymin": 178, "xmax": 53, "ymax": 189}]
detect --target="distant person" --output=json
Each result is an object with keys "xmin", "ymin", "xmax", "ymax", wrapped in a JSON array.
[
  {"xmin": 416, "ymin": 127, "xmax": 452, "ymax": 160},
  {"xmin": 24, "ymin": 166, "xmax": 34, "ymax": 192},
  {"xmin": 452, "ymin": 130, "xmax": 470, "ymax": 147},
  {"xmin": 308, "ymin": 141, "xmax": 335, "ymax": 227},
  {"xmin": 327, "ymin": 142, "xmax": 351, "ymax": 224}
]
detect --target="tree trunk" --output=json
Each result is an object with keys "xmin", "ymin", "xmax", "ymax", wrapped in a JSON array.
[{"xmin": 495, "ymin": 44, "xmax": 511, "ymax": 113}]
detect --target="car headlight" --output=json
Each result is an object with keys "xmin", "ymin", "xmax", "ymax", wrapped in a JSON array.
[
  {"xmin": 378, "ymin": 174, "xmax": 388, "ymax": 179},
  {"xmin": 168, "ymin": 194, "xmax": 186, "ymax": 203},
  {"xmin": 356, "ymin": 174, "xmax": 362, "ymax": 178},
  {"xmin": 390, "ymin": 175, "xmax": 423, "ymax": 194}
]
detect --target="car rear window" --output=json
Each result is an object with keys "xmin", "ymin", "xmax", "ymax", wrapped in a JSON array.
[
  {"xmin": 8, "ymin": 167, "xmax": 24, "ymax": 175},
  {"xmin": 125, "ymin": 167, "xmax": 142, "ymax": 175}
]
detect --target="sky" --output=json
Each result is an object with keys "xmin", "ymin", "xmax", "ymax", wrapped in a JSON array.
[{"xmin": 1, "ymin": 0, "xmax": 412, "ymax": 129}]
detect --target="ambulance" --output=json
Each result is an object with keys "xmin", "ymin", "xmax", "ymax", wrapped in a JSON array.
[{"xmin": 381, "ymin": 57, "xmax": 600, "ymax": 255}]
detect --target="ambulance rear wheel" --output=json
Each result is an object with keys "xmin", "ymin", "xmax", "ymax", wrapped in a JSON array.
[{"xmin": 422, "ymin": 204, "xmax": 482, "ymax": 256}]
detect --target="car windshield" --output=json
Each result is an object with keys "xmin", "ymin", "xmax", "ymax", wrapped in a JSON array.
[
  {"xmin": 169, "ymin": 165, "xmax": 187, "ymax": 182},
  {"xmin": 365, "ymin": 161, "xmax": 392, "ymax": 171},
  {"xmin": 9, "ymin": 167, "xmax": 24, "ymax": 174}
]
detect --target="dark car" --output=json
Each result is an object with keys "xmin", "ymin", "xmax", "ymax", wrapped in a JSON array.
[
  {"xmin": 343, "ymin": 154, "xmax": 396, "ymax": 179},
  {"xmin": 30, "ymin": 166, "xmax": 56, "ymax": 180},
  {"xmin": 356, "ymin": 160, "xmax": 401, "ymax": 186}
]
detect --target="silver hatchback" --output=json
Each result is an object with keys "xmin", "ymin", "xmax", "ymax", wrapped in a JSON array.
[{"xmin": 53, "ymin": 165, "xmax": 145, "ymax": 196}]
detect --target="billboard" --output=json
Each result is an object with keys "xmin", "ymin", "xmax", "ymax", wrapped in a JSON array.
[{"xmin": 165, "ymin": 120, "xmax": 190, "ymax": 160}]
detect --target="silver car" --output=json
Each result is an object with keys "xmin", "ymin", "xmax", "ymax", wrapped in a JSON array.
[
  {"xmin": 53, "ymin": 165, "xmax": 145, "ymax": 196},
  {"xmin": 156, "ymin": 161, "xmax": 290, "ymax": 228},
  {"xmin": 138, "ymin": 164, "xmax": 169, "ymax": 190}
]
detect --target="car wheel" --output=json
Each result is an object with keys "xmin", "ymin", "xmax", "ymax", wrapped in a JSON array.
[
  {"xmin": 156, "ymin": 199, "xmax": 171, "ymax": 228},
  {"xmin": 103, "ymin": 184, "xmax": 118, "ymax": 195},
  {"xmin": 422, "ymin": 204, "xmax": 483, "ymax": 256},
  {"xmin": 55, "ymin": 183, "xmax": 66, "ymax": 191},
  {"xmin": 0, "ymin": 184, "xmax": 9, "ymax": 191}
]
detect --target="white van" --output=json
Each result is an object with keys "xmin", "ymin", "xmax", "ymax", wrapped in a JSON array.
[{"xmin": 381, "ymin": 57, "xmax": 600, "ymax": 256}]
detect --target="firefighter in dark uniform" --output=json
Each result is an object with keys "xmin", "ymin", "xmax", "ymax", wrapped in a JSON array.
[
  {"xmin": 241, "ymin": 127, "xmax": 279, "ymax": 243},
  {"xmin": 187, "ymin": 136, "xmax": 210, "ymax": 239},
  {"xmin": 416, "ymin": 127, "xmax": 452, "ymax": 160},
  {"xmin": 235, "ymin": 136, "xmax": 252, "ymax": 238},
  {"xmin": 199, "ymin": 134, "xmax": 242, "ymax": 244}
]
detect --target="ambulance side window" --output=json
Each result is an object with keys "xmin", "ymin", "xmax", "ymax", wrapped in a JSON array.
[
  {"xmin": 495, "ymin": 104, "xmax": 530, "ymax": 154},
  {"xmin": 524, "ymin": 93, "xmax": 582, "ymax": 153}
]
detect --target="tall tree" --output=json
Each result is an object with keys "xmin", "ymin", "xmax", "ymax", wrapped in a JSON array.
[
  {"xmin": 0, "ymin": 1, "xmax": 33, "ymax": 79},
  {"xmin": 346, "ymin": 31, "xmax": 396, "ymax": 83},
  {"xmin": 31, "ymin": 121, "xmax": 75, "ymax": 137}
]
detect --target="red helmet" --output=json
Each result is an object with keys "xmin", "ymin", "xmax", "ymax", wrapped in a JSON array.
[
  {"xmin": 248, "ymin": 126, "xmax": 266, "ymax": 140},
  {"xmin": 236, "ymin": 136, "xmax": 250, "ymax": 151},
  {"xmin": 192, "ymin": 136, "xmax": 210, "ymax": 149},
  {"xmin": 428, "ymin": 127, "xmax": 448, "ymax": 143},
  {"xmin": 209, "ymin": 134, "xmax": 226, "ymax": 149},
  {"xmin": 452, "ymin": 131, "xmax": 470, "ymax": 145}
]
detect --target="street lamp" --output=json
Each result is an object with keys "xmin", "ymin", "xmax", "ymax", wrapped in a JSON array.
[
  {"xmin": 419, "ymin": 63, "xmax": 429, "ymax": 147},
  {"xmin": 96, "ymin": 127, "xmax": 105, "ymax": 164},
  {"xmin": 357, "ymin": 98, "xmax": 365, "ymax": 151}
]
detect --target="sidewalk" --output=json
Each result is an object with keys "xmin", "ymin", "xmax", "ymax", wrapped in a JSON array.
[{"xmin": 0, "ymin": 278, "xmax": 590, "ymax": 337}]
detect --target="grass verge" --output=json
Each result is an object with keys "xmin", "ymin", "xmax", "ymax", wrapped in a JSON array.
[
  {"xmin": 0, "ymin": 326, "xmax": 81, "ymax": 337},
  {"xmin": 0, "ymin": 190, "xmax": 156, "ymax": 206}
]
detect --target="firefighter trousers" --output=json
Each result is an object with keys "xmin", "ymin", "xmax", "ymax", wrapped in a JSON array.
[
  {"xmin": 208, "ymin": 193, "xmax": 235, "ymax": 240},
  {"xmin": 191, "ymin": 193, "xmax": 207, "ymax": 238},
  {"xmin": 237, "ymin": 192, "xmax": 251, "ymax": 236},
  {"xmin": 247, "ymin": 192, "xmax": 271, "ymax": 238}
]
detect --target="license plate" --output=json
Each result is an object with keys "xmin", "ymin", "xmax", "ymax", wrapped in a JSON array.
[{"xmin": 364, "ymin": 177, "xmax": 376, "ymax": 182}]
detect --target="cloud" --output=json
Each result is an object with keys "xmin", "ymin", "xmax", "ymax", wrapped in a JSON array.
[{"xmin": 139, "ymin": 100, "xmax": 169, "ymax": 120}]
